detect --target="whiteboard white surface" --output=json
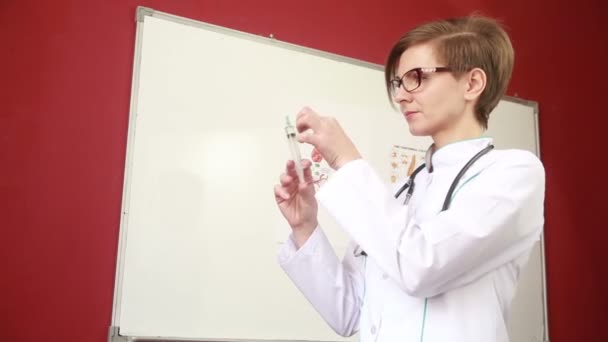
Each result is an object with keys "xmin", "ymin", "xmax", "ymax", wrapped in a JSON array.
[{"xmin": 112, "ymin": 8, "xmax": 547, "ymax": 342}]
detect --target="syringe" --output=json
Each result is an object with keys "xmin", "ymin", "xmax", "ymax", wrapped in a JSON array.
[{"xmin": 285, "ymin": 116, "xmax": 305, "ymax": 184}]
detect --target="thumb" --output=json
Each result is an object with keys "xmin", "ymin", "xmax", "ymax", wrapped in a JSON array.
[{"xmin": 297, "ymin": 130, "xmax": 317, "ymax": 146}]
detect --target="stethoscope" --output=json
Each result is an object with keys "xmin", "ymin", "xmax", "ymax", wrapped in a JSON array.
[{"xmin": 353, "ymin": 144, "xmax": 494, "ymax": 257}]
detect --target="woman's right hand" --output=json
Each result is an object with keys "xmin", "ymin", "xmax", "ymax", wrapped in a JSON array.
[{"xmin": 274, "ymin": 159, "xmax": 318, "ymax": 248}]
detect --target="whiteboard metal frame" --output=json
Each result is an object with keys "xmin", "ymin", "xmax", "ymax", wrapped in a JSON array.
[
  {"xmin": 109, "ymin": 6, "xmax": 549, "ymax": 342},
  {"xmin": 503, "ymin": 96, "xmax": 550, "ymax": 342},
  {"xmin": 110, "ymin": 5, "xmax": 147, "ymax": 339}
]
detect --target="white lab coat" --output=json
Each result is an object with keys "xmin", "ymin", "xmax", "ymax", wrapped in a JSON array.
[{"xmin": 278, "ymin": 138, "xmax": 545, "ymax": 342}]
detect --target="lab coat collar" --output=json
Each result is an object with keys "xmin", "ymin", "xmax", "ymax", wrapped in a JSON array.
[{"xmin": 425, "ymin": 137, "xmax": 493, "ymax": 172}]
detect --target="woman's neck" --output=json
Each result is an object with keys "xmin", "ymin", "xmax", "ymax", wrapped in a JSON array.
[{"xmin": 432, "ymin": 115, "xmax": 484, "ymax": 149}]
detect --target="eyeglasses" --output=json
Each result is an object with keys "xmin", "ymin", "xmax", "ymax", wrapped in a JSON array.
[{"xmin": 390, "ymin": 67, "xmax": 453, "ymax": 95}]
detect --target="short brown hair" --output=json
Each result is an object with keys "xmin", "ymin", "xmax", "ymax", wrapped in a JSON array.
[{"xmin": 385, "ymin": 15, "xmax": 514, "ymax": 128}]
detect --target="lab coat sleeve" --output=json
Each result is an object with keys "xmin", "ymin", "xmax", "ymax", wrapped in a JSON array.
[
  {"xmin": 278, "ymin": 225, "xmax": 364, "ymax": 336},
  {"xmin": 316, "ymin": 151, "xmax": 545, "ymax": 298}
]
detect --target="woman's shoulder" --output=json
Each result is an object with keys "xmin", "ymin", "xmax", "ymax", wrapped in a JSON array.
[{"xmin": 485, "ymin": 148, "xmax": 545, "ymax": 176}]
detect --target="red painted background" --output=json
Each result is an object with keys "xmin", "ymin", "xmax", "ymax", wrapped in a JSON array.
[{"xmin": 2, "ymin": 0, "xmax": 606, "ymax": 341}]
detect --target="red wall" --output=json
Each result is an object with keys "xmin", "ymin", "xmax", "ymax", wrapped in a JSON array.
[{"xmin": 2, "ymin": 0, "xmax": 606, "ymax": 341}]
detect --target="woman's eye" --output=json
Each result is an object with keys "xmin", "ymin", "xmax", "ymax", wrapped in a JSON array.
[{"xmin": 405, "ymin": 73, "xmax": 417, "ymax": 82}]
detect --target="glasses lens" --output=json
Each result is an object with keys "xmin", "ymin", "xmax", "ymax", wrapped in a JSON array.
[{"xmin": 403, "ymin": 69, "xmax": 420, "ymax": 91}]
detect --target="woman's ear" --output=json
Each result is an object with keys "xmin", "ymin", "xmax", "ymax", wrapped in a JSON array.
[{"xmin": 463, "ymin": 68, "xmax": 487, "ymax": 101}]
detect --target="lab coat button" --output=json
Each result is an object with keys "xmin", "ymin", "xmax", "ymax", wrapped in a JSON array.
[{"xmin": 371, "ymin": 325, "xmax": 377, "ymax": 334}]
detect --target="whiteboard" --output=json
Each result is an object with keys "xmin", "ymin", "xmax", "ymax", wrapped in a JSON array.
[{"xmin": 111, "ymin": 7, "xmax": 548, "ymax": 342}]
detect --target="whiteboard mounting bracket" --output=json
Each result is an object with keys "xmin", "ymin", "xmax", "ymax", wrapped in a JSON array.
[
  {"xmin": 108, "ymin": 326, "xmax": 129, "ymax": 342},
  {"xmin": 136, "ymin": 6, "xmax": 154, "ymax": 22}
]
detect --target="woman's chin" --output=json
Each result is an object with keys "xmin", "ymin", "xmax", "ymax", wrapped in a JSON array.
[{"xmin": 407, "ymin": 124, "xmax": 431, "ymax": 137}]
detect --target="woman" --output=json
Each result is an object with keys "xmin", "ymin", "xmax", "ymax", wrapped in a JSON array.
[{"xmin": 274, "ymin": 15, "xmax": 545, "ymax": 342}]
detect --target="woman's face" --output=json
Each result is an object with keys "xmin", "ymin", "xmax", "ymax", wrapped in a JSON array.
[{"xmin": 392, "ymin": 43, "xmax": 469, "ymax": 138}]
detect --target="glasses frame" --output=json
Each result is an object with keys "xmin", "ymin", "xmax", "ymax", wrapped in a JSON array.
[{"xmin": 390, "ymin": 67, "xmax": 453, "ymax": 94}]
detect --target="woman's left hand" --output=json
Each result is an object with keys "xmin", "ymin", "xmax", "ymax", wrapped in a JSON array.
[{"xmin": 295, "ymin": 107, "xmax": 362, "ymax": 170}]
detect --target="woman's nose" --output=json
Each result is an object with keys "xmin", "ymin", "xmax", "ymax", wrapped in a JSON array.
[{"xmin": 393, "ymin": 86, "xmax": 413, "ymax": 104}]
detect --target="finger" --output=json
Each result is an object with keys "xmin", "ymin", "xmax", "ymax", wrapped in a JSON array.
[
  {"xmin": 274, "ymin": 184, "xmax": 290, "ymax": 201},
  {"xmin": 301, "ymin": 158, "xmax": 312, "ymax": 169},
  {"xmin": 301, "ymin": 159, "xmax": 314, "ymax": 183},
  {"xmin": 280, "ymin": 173, "xmax": 293, "ymax": 187},
  {"xmin": 296, "ymin": 107, "xmax": 322, "ymax": 133},
  {"xmin": 285, "ymin": 159, "xmax": 295, "ymax": 170},
  {"xmin": 285, "ymin": 159, "xmax": 307, "ymax": 180},
  {"xmin": 285, "ymin": 159, "xmax": 298, "ymax": 178},
  {"xmin": 297, "ymin": 129, "xmax": 319, "ymax": 146},
  {"xmin": 285, "ymin": 161, "xmax": 300, "ymax": 179},
  {"xmin": 297, "ymin": 159, "xmax": 316, "ymax": 191}
]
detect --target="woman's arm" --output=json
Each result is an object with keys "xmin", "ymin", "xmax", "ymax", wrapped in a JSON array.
[
  {"xmin": 317, "ymin": 150, "xmax": 545, "ymax": 298},
  {"xmin": 278, "ymin": 226, "xmax": 365, "ymax": 336}
]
